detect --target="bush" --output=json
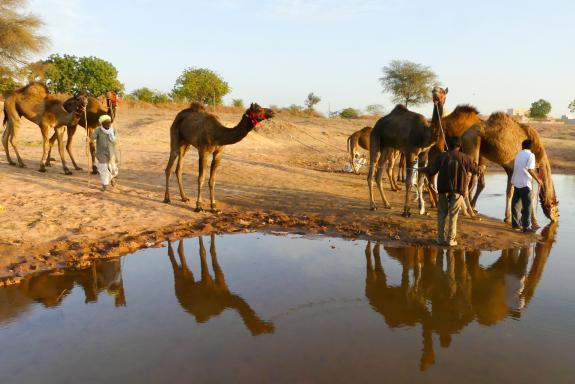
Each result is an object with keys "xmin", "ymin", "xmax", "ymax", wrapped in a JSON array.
[
  {"xmin": 232, "ymin": 98, "xmax": 244, "ymax": 108},
  {"xmin": 339, "ymin": 107, "xmax": 359, "ymax": 119},
  {"xmin": 172, "ymin": 67, "xmax": 229, "ymax": 105}
]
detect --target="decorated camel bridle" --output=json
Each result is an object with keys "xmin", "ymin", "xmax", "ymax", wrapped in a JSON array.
[{"xmin": 246, "ymin": 110, "xmax": 266, "ymax": 127}]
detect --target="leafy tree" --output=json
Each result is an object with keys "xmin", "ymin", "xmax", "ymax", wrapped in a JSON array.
[
  {"xmin": 39, "ymin": 54, "xmax": 123, "ymax": 95},
  {"xmin": 0, "ymin": 0, "xmax": 48, "ymax": 70},
  {"xmin": 232, "ymin": 98, "xmax": 244, "ymax": 108},
  {"xmin": 569, "ymin": 100, "xmax": 575, "ymax": 113},
  {"xmin": 304, "ymin": 92, "xmax": 321, "ymax": 111},
  {"xmin": 366, "ymin": 104, "xmax": 385, "ymax": 117},
  {"xmin": 172, "ymin": 67, "xmax": 229, "ymax": 105},
  {"xmin": 130, "ymin": 87, "xmax": 155, "ymax": 103},
  {"xmin": 152, "ymin": 92, "xmax": 170, "ymax": 104},
  {"xmin": 529, "ymin": 99, "xmax": 552, "ymax": 119},
  {"xmin": 339, "ymin": 107, "xmax": 359, "ymax": 119},
  {"xmin": 379, "ymin": 60, "xmax": 437, "ymax": 108}
]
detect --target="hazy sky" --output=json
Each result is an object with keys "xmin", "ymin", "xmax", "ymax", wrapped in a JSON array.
[{"xmin": 27, "ymin": 0, "xmax": 574, "ymax": 116}]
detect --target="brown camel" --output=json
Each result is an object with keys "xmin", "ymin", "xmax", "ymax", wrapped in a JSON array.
[
  {"xmin": 167, "ymin": 236, "xmax": 275, "ymax": 336},
  {"xmin": 462, "ymin": 112, "xmax": 559, "ymax": 223},
  {"xmin": 163, "ymin": 102, "xmax": 274, "ymax": 212},
  {"xmin": 368, "ymin": 86, "xmax": 447, "ymax": 216},
  {"xmin": 2, "ymin": 82, "xmax": 87, "ymax": 174},
  {"xmin": 46, "ymin": 95, "xmax": 115, "ymax": 174}
]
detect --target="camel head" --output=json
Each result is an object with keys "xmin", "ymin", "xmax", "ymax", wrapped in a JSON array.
[
  {"xmin": 245, "ymin": 103, "xmax": 274, "ymax": 127},
  {"xmin": 64, "ymin": 92, "xmax": 88, "ymax": 116},
  {"xmin": 537, "ymin": 163, "xmax": 559, "ymax": 222},
  {"xmin": 431, "ymin": 86, "xmax": 448, "ymax": 106}
]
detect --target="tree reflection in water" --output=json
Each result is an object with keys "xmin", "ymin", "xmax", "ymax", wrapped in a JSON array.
[{"xmin": 365, "ymin": 222, "xmax": 557, "ymax": 371}]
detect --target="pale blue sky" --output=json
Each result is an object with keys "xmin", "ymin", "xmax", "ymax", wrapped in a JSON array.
[{"xmin": 27, "ymin": 0, "xmax": 574, "ymax": 116}]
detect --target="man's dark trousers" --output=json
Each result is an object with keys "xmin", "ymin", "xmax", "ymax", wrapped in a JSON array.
[{"xmin": 511, "ymin": 186, "xmax": 533, "ymax": 230}]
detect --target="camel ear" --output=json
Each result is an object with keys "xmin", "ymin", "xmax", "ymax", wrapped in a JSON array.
[{"xmin": 445, "ymin": 87, "xmax": 449, "ymax": 94}]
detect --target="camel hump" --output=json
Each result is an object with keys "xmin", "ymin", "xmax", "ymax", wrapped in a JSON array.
[
  {"xmin": 188, "ymin": 102, "xmax": 206, "ymax": 113},
  {"xmin": 392, "ymin": 104, "xmax": 409, "ymax": 112},
  {"xmin": 487, "ymin": 111, "xmax": 513, "ymax": 124},
  {"xmin": 19, "ymin": 82, "xmax": 50, "ymax": 98},
  {"xmin": 452, "ymin": 104, "xmax": 479, "ymax": 115}
]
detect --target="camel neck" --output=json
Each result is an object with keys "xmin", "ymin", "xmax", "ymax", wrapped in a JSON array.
[
  {"xmin": 430, "ymin": 103, "xmax": 444, "ymax": 145},
  {"xmin": 219, "ymin": 114, "xmax": 254, "ymax": 145}
]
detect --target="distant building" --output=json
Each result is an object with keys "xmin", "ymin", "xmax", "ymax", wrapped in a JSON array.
[
  {"xmin": 507, "ymin": 108, "xmax": 529, "ymax": 117},
  {"xmin": 561, "ymin": 115, "xmax": 575, "ymax": 125}
]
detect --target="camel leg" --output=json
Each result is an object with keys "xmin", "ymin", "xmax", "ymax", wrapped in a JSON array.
[
  {"xmin": 195, "ymin": 151, "xmax": 209, "ymax": 212},
  {"xmin": 376, "ymin": 149, "xmax": 391, "ymax": 209},
  {"xmin": 416, "ymin": 165, "xmax": 426, "ymax": 215},
  {"xmin": 210, "ymin": 233, "xmax": 228, "ymax": 289},
  {"xmin": 367, "ymin": 150, "xmax": 380, "ymax": 210},
  {"xmin": 208, "ymin": 150, "xmax": 223, "ymax": 213},
  {"xmin": 176, "ymin": 145, "xmax": 190, "ymax": 202},
  {"xmin": 65, "ymin": 125, "xmax": 82, "ymax": 170},
  {"xmin": 387, "ymin": 151, "xmax": 400, "ymax": 191},
  {"xmin": 530, "ymin": 183, "xmax": 540, "ymax": 229},
  {"xmin": 402, "ymin": 154, "xmax": 417, "ymax": 217},
  {"xmin": 55, "ymin": 126, "xmax": 72, "ymax": 175},
  {"xmin": 46, "ymin": 131, "xmax": 57, "ymax": 166},
  {"xmin": 504, "ymin": 169, "xmax": 514, "ymax": 224},
  {"xmin": 38, "ymin": 124, "xmax": 52, "ymax": 173},
  {"xmin": 163, "ymin": 149, "xmax": 178, "ymax": 204},
  {"xmin": 2, "ymin": 123, "xmax": 16, "ymax": 166},
  {"xmin": 5, "ymin": 119, "xmax": 25, "ymax": 167}
]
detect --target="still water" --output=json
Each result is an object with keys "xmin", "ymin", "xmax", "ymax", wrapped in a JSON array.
[{"xmin": 1, "ymin": 175, "xmax": 574, "ymax": 383}]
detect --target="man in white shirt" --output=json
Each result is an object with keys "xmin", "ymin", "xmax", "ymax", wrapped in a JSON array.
[{"xmin": 511, "ymin": 139, "xmax": 542, "ymax": 233}]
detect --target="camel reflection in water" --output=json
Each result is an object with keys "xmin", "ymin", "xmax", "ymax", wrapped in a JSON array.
[
  {"xmin": 167, "ymin": 234, "xmax": 275, "ymax": 335},
  {"xmin": 365, "ymin": 223, "xmax": 557, "ymax": 371},
  {"xmin": 0, "ymin": 259, "xmax": 125, "ymax": 325}
]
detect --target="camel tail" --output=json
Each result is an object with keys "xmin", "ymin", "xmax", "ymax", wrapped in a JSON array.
[{"xmin": 2, "ymin": 104, "xmax": 6, "ymax": 128}]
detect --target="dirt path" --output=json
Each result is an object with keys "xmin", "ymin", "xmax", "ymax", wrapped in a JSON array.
[{"xmin": 1, "ymin": 104, "xmax": 570, "ymax": 285}]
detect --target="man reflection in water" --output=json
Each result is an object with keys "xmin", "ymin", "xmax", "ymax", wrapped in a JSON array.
[
  {"xmin": 167, "ymin": 234, "xmax": 274, "ymax": 336},
  {"xmin": 364, "ymin": 223, "xmax": 556, "ymax": 371}
]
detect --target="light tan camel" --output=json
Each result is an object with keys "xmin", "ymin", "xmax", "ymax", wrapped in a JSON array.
[
  {"xmin": 2, "ymin": 82, "xmax": 87, "ymax": 174},
  {"xmin": 347, "ymin": 125, "xmax": 402, "ymax": 187},
  {"xmin": 462, "ymin": 112, "xmax": 559, "ymax": 223},
  {"xmin": 46, "ymin": 95, "xmax": 115, "ymax": 174},
  {"xmin": 163, "ymin": 102, "xmax": 274, "ymax": 212},
  {"xmin": 167, "ymin": 235, "xmax": 274, "ymax": 335},
  {"xmin": 368, "ymin": 87, "xmax": 447, "ymax": 216}
]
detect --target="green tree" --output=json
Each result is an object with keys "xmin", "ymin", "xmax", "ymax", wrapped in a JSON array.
[
  {"xmin": 304, "ymin": 92, "xmax": 321, "ymax": 111},
  {"xmin": 232, "ymin": 98, "xmax": 244, "ymax": 108},
  {"xmin": 130, "ymin": 87, "xmax": 155, "ymax": 103},
  {"xmin": 366, "ymin": 104, "xmax": 385, "ymax": 117},
  {"xmin": 529, "ymin": 99, "xmax": 552, "ymax": 119},
  {"xmin": 152, "ymin": 92, "xmax": 170, "ymax": 104},
  {"xmin": 379, "ymin": 60, "xmax": 437, "ymax": 108},
  {"xmin": 40, "ymin": 54, "xmax": 123, "ymax": 95},
  {"xmin": 339, "ymin": 107, "xmax": 359, "ymax": 119},
  {"xmin": 172, "ymin": 67, "xmax": 229, "ymax": 105},
  {"xmin": 569, "ymin": 100, "xmax": 575, "ymax": 113}
]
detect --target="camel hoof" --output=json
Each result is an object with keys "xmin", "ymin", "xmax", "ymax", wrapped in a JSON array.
[
  {"xmin": 38, "ymin": 168, "xmax": 47, "ymax": 173},
  {"xmin": 74, "ymin": 167, "xmax": 83, "ymax": 171},
  {"xmin": 181, "ymin": 197, "xmax": 190, "ymax": 203},
  {"xmin": 402, "ymin": 211, "xmax": 411, "ymax": 217},
  {"xmin": 64, "ymin": 169, "xmax": 73, "ymax": 175},
  {"xmin": 91, "ymin": 170, "xmax": 99, "ymax": 175},
  {"xmin": 370, "ymin": 206, "xmax": 378, "ymax": 211},
  {"xmin": 194, "ymin": 207, "xmax": 204, "ymax": 213},
  {"xmin": 8, "ymin": 162, "xmax": 17, "ymax": 166},
  {"xmin": 18, "ymin": 163, "xmax": 26, "ymax": 168},
  {"xmin": 211, "ymin": 208, "xmax": 222, "ymax": 214},
  {"xmin": 163, "ymin": 198, "xmax": 171, "ymax": 204}
]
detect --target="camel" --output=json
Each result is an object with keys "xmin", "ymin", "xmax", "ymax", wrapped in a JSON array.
[
  {"xmin": 364, "ymin": 228, "xmax": 555, "ymax": 370},
  {"xmin": 46, "ymin": 95, "xmax": 115, "ymax": 174},
  {"xmin": 163, "ymin": 102, "xmax": 274, "ymax": 212},
  {"xmin": 167, "ymin": 235, "xmax": 275, "ymax": 336},
  {"xmin": 368, "ymin": 86, "xmax": 448, "ymax": 216},
  {"xmin": 347, "ymin": 126, "xmax": 371, "ymax": 174},
  {"xmin": 462, "ymin": 112, "xmax": 559, "ymax": 224},
  {"xmin": 2, "ymin": 82, "xmax": 87, "ymax": 174}
]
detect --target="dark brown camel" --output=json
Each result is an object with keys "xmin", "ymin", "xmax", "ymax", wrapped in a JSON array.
[
  {"xmin": 2, "ymin": 82, "xmax": 87, "ymax": 174},
  {"xmin": 163, "ymin": 102, "xmax": 274, "ymax": 212},
  {"xmin": 46, "ymin": 95, "xmax": 115, "ymax": 174},
  {"xmin": 462, "ymin": 112, "xmax": 559, "ymax": 223},
  {"xmin": 368, "ymin": 86, "xmax": 447, "ymax": 216},
  {"xmin": 167, "ymin": 236, "xmax": 274, "ymax": 335}
]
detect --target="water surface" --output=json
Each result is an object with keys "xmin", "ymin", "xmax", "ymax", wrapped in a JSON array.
[{"xmin": 1, "ymin": 175, "xmax": 574, "ymax": 383}]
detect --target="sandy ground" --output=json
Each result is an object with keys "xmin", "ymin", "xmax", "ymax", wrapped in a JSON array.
[{"xmin": 1, "ymin": 102, "xmax": 573, "ymax": 285}]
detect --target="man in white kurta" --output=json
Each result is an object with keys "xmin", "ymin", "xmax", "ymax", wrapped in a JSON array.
[{"xmin": 91, "ymin": 115, "xmax": 119, "ymax": 191}]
